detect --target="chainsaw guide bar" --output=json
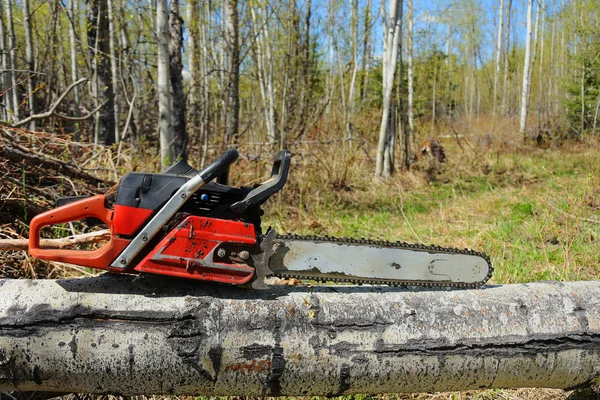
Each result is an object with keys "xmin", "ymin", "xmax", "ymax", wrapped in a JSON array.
[
  {"xmin": 268, "ymin": 233, "xmax": 493, "ymax": 289},
  {"xmin": 28, "ymin": 149, "xmax": 493, "ymax": 289}
]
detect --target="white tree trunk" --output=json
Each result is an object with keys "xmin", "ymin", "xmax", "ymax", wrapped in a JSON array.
[
  {"xmin": 519, "ymin": 0, "xmax": 534, "ymax": 139},
  {"xmin": 0, "ymin": 0, "xmax": 10, "ymax": 121},
  {"xmin": 347, "ymin": 0, "xmax": 359, "ymax": 140},
  {"xmin": 375, "ymin": 0, "xmax": 403, "ymax": 177},
  {"xmin": 107, "ymin": 0, "xmax": 120, "ymax": 143},
  {"xmin": 157, "ymin": 0, "xmax": 174, "ymax": 168},
  {"xmin": 1, "ymin": 277, "xmax": 600, "ymax": 395},
  {"xmin": 502, "ymin": 0, "xmax": 512, "ymax": 116},
  {"xmin": 493, "ymin": 0, "xmax": 504, "ymax": 117},
  {"xmin": 407, "ymin": 0, "xmax": 414, "ymax": 144},
  {"xmin": 67, "ymin": 0, "xmax": 81, "ymax": 124},
  {"xmin": 22, "ymin": 0, "xmax": 36, "ymax": 130},
  {"xmin": 4, "ymin": 0, "xmax": 19, "ymax": 121},
  {"xmin": 251, "ymin": 4, "xmax": 277, "ymax": 147}
]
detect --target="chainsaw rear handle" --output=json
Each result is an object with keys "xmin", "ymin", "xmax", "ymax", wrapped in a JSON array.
[
  {"xmin": 200, "ymin": 149, "xmax": 239, "ymax": 183},
  {"xmin": 28, "ymin": 195, "xmax": 130, "ymax": 269},
  {"xmin": 231, "ymin": 149, "xmax": 291, "ymax": 213}
]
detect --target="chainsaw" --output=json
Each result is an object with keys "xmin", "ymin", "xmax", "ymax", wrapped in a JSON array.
[{"xmin": 28, "ymin": 149, "xmax": 492, "ymax": 289}]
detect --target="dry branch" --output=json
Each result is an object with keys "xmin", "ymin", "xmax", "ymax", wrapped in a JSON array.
[
  {"xmin": 8, "ymin": 78, "xmax": 90, "ymax": 128},
  {"xmin": 0, "ymin": 277, "xmax": 599, "ymax": 396},
  {"xmin": 0, "ymin": 229, "xmax": 109, "ymax": 251}
]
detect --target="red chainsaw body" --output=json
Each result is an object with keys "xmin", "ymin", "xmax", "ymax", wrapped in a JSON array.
[
  {"xmin": 28, "ymin": 196, "xmax": 257, "ymax": 283},
  {"xmin": 134, "ymin": 216, "xmax": 257, "ymax": 284}
]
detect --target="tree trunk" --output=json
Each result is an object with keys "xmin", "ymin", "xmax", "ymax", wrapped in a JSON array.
[
  {"xmin": 0, "ymin": 0, "xmax": 11, "ymax": 122},
  {"xmin": 251, "ymin": 4, "xmax": 277, "ymax": 147},
  {"xmin": 169, "ymin": 0, "xmax": 187, "ymax": 162},
  {"xmin": 157, "ymin": 0, "xmax": 174, "ymax": 168},
  {"xmin": 187, "ymin": 0, "xmax": 197, "ymax": 143},
  {"xmin": 375, "ymin": 0, "xmax": 403, "ymax": 177},
  {"xmin": 493, "ymin": 0, "xmax": 504, "ymax": 118},
  {"xmin": 346, "ymin": 0, "xmax": 359, "ymax": 140},
  {"xmin": 2, "ymin": 276, "xmax": 600, "ymax": 395},
  {"xmin": 519, "ymin": 0, "xmax": 534, "ymax": 139},
  {"xmin": 67, "ymin": 0, "xmax": 81, "ymax": 134},
  {"xmin": 501, "ymin": 0, "xmax": 512, "ymax": 116},
  {"xmin": 22, "ymin": 0, "xmax": 36, "ymax": 130},
  {"xmin": 199, "ymin": 0, "xmax": 211, "ymax": 168},
  {"xmin": 4, "ymin": 0, "xmax": 19, "ymax": 121},
  {"xmin": 406, "ymin": 0, "xmax": 414, "ymax": 161},
  {"xmin": 87, "ymin": 0, "xmax": 116, "ymax": 145},
  {"xmin": 224, "ymin": 0, "xmax": 240, "ymax": 145},
  {"xmin": 106, "ymin": 0, "xmax": 120, "ymax": 143},
  {"xmin": 359, "ymin": 0, "xmax": 372, "ymax": 102}
]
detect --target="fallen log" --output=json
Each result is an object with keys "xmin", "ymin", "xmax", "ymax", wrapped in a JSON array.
[{"xmin": 0, "ymin": 276, "xmax": 599, "ymax": 396}]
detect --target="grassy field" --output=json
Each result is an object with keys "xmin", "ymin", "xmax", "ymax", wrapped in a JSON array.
[{"xmin": 261, "ymin": 135, "xmax": 600, "ymax": 287}]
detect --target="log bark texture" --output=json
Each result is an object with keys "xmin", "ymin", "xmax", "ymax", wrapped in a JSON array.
[{"xmin": 0, "ymin": 276, "xmax": 599, "ymax": 396}]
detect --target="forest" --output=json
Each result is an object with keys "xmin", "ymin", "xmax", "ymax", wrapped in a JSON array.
[
  {"xmin": 1, "ymin": 0, "xmax": 599, "ymax": 169},
  {"xmin": 1, "ymin": 0, "xmax": 600, "ymax": 398}
]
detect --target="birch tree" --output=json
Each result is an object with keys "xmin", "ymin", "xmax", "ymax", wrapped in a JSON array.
[
  {"xmin": 493, "ymin": 0, "xmax": 504, "ymax": 117},
  {"xmin": 87, "ymin": 0, "xmax": 116, "ymax": 145},
  {"xmin": 4, "ymin": 0, "xmax": 19, "ymax": 121},
  {"xmin": 375, "ymin": 0, "xmax": 403, "ymax": 178},
  {"xmin": 501, "ymin": 0, "xmax": 513, "ymax": 115},
  {"xmin": 157, "ymin": 0, "xmax": 174, "ymax": 167},
  {"xmin": 360, "ymin": 0, "xmax": 373, "ymax": 102},
  {"xmin": 224, "ymin": 0, "xmax": 240, "ymax": 145},
  {"xmin": 23, "ymin": 0, "xmax": 36, "ymax": 130},
  {"xmin": 406, "ymin": 0, "xmax": 414, "ymax": 166},
  {"xmin": 347, "ymin": 0, "xmax": 359, "ymax": 140},
  {"xmin": 250, "ymin": 2, "xmax": 277, "ymax": 147},
  {"xmin": 0, "ymin": 0, "xmax": 10, "ymax": 121},
  {"xmin": 170, "ymin": 0, "xmax": 187, "ymax": 161},
  {"xmin": 519, "ymin": 0, "xmax": 534, "ymax": 139},
  {"xmin": 107, "ymin": 0, "xmax": 120, "ymax": 143},
  {"xmin": 67, "ymin": 0, "xmax": 81, "ymax": 128}
]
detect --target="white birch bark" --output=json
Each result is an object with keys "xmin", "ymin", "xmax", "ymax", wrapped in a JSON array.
[
  {"xmin": 22, "ymin": 0, "xmax": 36, "ymax": 130},
  {"xmin": 407, "ymin": 0, "xmax": 414, "ymax": 138},
  {"xmin": 250, "ymin": 4, "xmax": 276, "ymax": 146},
  {"xmin": 157, "ymin": 0, "xmax": 174, "ymax": 167},
  {"xmin": 107, "ymin": 0, "xmax": 120, "ymax": 143},
  {"xmin": 519, "ymin": 0, "xmax": 534, "ymax": 139},
  {"xmin": 346, "ymin": 0, "xmax": 359, "ymax": 140},
  {"xmin": 0, "ymin": 0, "xmax": 11, "ymax": 121},
  {"xmin": 493, "ymin": 0, "xmax": 504, "ymax": 117},
  {"xmin": 4, "ymin": 0, "xmax": 19, "ymax": 121},
  {"xmin": 375, "ymin": 0, "xmax": 403, "ymax": 177},
  {"xmin": 502, "ymin": 0, "xmax": 512, "ymax": 115},
  {"xmin": 67, "ymin": 0, "xmax": 81, "ymax": 123}
]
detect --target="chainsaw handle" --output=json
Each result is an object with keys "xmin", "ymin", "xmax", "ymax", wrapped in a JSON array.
[
  {"xmin": 200, "ymin": 149, "xmax": 239, "ymax": 183},
  {"xmin": 28, "ymin": 195, "xmax": 129, "ymax": 269},
  {"xmin": 230, "ymin": 149, "xmax": 291, "ymax": 213}
]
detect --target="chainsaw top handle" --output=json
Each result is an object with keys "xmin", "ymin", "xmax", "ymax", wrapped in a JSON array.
[{"xmin": 200, "ymin": 148, "xmax": 239, "ymax": 183}]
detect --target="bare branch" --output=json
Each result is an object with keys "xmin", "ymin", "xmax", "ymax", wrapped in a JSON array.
[
  {"xmin": 10, "ymin": 78, "xmax": 90, "ymax": 128},
  {"xmin": 0, "ymin": 229, "xmax": 110, "ymax": 251}
]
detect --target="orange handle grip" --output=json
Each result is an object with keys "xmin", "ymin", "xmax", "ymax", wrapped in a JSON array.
[{"xmin": 28, "ymin": 195, "xmax": 130, "ymax": 270}]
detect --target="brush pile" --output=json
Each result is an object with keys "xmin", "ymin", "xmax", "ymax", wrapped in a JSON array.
[{"xmin": 0, "ymin": 127, "xmax": 114, "ymax": 277}]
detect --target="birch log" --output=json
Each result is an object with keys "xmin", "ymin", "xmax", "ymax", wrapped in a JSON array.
[{"xmin": 1, "ymin": 276, "xmax": 600, "ymax": 396}]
